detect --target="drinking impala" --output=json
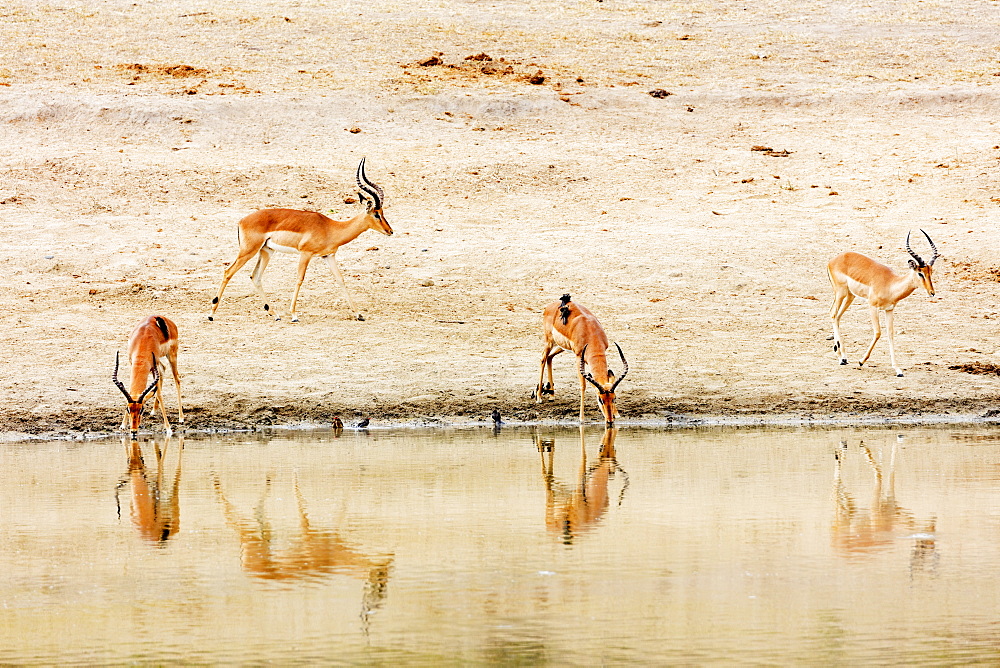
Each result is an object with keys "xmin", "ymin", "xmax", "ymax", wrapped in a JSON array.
[
  {"xmin": 533, "ymin": 294, "xmax": 629, "ymax": 425},
  {"xmin": 113, "ymin": 315, "xmax": 184, "ymax": 437}
]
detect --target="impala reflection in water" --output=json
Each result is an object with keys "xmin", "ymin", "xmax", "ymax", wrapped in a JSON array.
[
  {"xmin": 116, "ymin": 436, "xmax": 183, "ymax": 544},
  {"xmin": 213, "ymin": 473, "xmax": 393, "ymax": 621},
  {"xmin": 832, "ymin": 439, "xmax": 938, "ymax": 575},
  {"xmin": 7, "ymin": 427, "xmax": 1000, "ymax": 664},
  {"xmin": 538, "ymin": 427, "xmax": 629, "ymax": 545}
]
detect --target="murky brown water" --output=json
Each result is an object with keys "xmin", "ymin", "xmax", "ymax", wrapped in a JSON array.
[{"xmin": 2, "ymin": 424, "xmax": 1000, "ymax": 664}]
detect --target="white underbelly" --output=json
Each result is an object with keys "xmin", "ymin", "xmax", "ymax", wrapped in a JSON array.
[
  {"xmin": 846, "ymin": 278, "xmax": 871, "ymax": 300},
  {"xmin": 551, "ymin": 330, "xmax": 576, "ymax": 353},
  {"xmin": 264, "ymin": 239, "xmax": 299, "ymax": 254}
]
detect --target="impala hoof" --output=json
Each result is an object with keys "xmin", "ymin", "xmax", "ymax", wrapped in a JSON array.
[
  {"xmin": 357, "ymin": 314, "xmax": 366, "ymax": 322},
  {"xmin": 839, "ymin": 359, "xmax": 847, "ymax": 365},
  {"xmin": 896, "ymin": 371, "xmax": 904, "ymax": 378},
  {"xmin": 208, "ymin": 316, "xmax": 214, "ymax": 322},
  {"xmin": 291, "ymin": 316, "xmax": 299, "ymax": 323}
]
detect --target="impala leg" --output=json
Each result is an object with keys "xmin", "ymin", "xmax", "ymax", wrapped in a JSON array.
[
  {"xmin": 534, "ymin": 347, "xmax": 561, "ymax": 401},
  {"xmin": 534, "ymin": 344, "xmax": 550, "ymax": 402},
  {"xmin": 578, "ymin": 372, "xmax": 588, "ymax": 424},
  {"xmin": 165, "ymin": 346, "xmax": 184, "ymax": 425},
  {"xmin": 210, "ymin": 242, "xmax": 265, "ymax": 321},
  {"xmin": 249, "ymin": 246, "xmax": 280, "ymax": 320},
  {"xmin": 154, "ymin": 381, "xmax": 172, "ymax": 437},
  {"xmin": 830, "ymin": 291, "xmax": 854, "ymax": 365},
  {"xmin": 546, "ymin": 349, "xmax": 561, "ymax": 395},
  {"xmin": 288, "ymin": 252, "xmax": 315, "ymax": 323},
  {"xmin": 858, "ymin": 305, "xmax": 882, "ymax": 368},
  {"xmin": 323, "ymin": 254, "xmax": 363, "ymax": 321},
  {"xmin": 885, "ymin": 308, "xmax": 903, "ymax": 377}
]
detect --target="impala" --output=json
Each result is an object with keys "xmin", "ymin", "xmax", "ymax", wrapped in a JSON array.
[
  {"xmin": 113, "ymin": 315, "xmax": 184, "ymax": 437},
  {"xmin": 828, "ymin": 230, "xmax": 938, "ymax": 377},
  {"xmin": 209, "ymin": 158, "xmax": 392, "ymax": 323},
  {"xmin": 533, "ymin": 294, "xmax": 629, "ymax": 425}
]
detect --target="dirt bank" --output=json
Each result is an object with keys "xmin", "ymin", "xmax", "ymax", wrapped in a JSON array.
[{"xmin": 2, "ymin": 0, "xmax": 1000, "ymax": 439}]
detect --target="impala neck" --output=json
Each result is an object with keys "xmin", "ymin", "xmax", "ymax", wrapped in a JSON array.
[
  {"xmin": 340, "ymin": 212, "xmax": 376, "ymax": 243},
  {"xmin": 129, "ymin": 353, "xmax": 157, "ymax": 399},
  {"xmin": 584, "ymin": 347, "xmax": 612, "ymax": 386},
  {"xmin": 889, "ymin": 269, "xmax": 923, "ymax": 305}
]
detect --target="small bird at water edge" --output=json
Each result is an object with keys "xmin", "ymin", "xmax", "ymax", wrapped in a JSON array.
[
  {"xmin": 332, "ymin": 416, "xmax": 344, "ymax": 429},
  {"xmin": 357, "ymin": 417, "xmax": 370, "ymax": 429},
  {"xmin": 491, "ymin": 409, "xmax": 503, "ymax": 425}
]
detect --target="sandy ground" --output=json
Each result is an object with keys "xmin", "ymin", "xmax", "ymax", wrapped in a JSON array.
[{"xmin": 2, "ymin": 0, "xmax": 1000, "ymax": 439}]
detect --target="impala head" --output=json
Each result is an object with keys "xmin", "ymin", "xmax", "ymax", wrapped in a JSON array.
[
  {"xmin": 113, "ymin": 352, "xmax": 160, "ymax": 437},
  {"xmin": 906, "ymin": 229, "xmax": 938, "ymax": 297},
  {"xmin": 579, "ymin": 343, "xmax": 629, "ymax": 425},
  {"xmin": 356, "ymin": 157, "xmax": 393, "ymax": 236}
]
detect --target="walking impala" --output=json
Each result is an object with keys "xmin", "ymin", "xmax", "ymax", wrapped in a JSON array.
[
  {"xmin": 113, "ymin": 315, "xmax": 184, "ymax": 437},
  {"xmin": 533, "ymin": 294, "xmax": 629, "ymax": 425},
  {"xmin": 828, "ymin": 230, "xmax": 938, "ymax": 377},
  {"xmin": 209, "ymin": 158, "xmax": 392, "ymax": 322}
]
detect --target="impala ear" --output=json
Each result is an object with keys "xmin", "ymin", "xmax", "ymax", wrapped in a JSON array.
[{"xmin": 908, "ymin": 259, "xmax": 920, "ymax": 270}]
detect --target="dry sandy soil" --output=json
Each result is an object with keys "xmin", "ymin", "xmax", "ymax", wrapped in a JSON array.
[{"xmin": 3, "ymin": 0, "xmax": 1000, "ymax": 439}]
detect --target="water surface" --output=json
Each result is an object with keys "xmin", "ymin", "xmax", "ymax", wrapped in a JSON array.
[{"xmin": 2, "ymin": 425, "xmax": 1000, "ymax": 664}]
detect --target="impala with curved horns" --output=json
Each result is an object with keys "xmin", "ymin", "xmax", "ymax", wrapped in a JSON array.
[
  {"xmin": 113, "ymin": 315, "xmax": 184, "ymax": 437},
  {"xmin": 209, "ymin": 158, "xmax": 393, "ymax": 323},
  {"xmin": 828, "ymin": 230, "xmax": 939, "ymax": 377},
  {"xmin": 533, "ymin": 294, "xmax": 629, "ymax": 425}
]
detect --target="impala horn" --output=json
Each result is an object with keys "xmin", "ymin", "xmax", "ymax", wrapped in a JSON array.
[
  {"xmin": 906, "ymin": 229, "xmax": 938, "ymax": 267},
  {"xmin": 112, "ymin": 351, "xmax": 133, "ymax": 402},
  {"xmin": 921, "ymin": 229, "xmax": 938, "ymax": 266},
  {"xmin": 610, "ymin": 343, "xmax": 629, "ymax": 392},
  {"xmin": 356, "ymin": 157, "xmax": 383, "ymax": 211},
  {"xmin": 113, "ymin": 352, "xmax": 159, "ymax": 403}
]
